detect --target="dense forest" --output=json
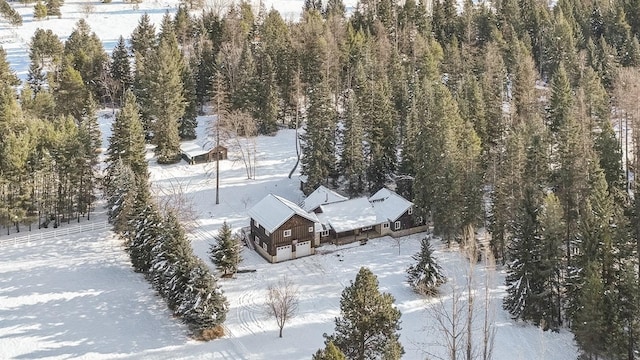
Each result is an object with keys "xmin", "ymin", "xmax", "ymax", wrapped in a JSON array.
[{"xmin": 2, "ymin": 0, "xmax": 640, "ymax": 356}]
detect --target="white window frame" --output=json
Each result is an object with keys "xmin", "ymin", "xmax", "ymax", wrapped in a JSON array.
[
  {"xmin": 321, "ymin": 230, "xmax": 329, "ymax": 237},
  {"xmin": 362, "ymin": 226, "xmax": 372, "ymax": 231},
  {"xmin": 417, "ymin": 216, "xmax": 423, "ymax": 224},
  {"xmin": 408, "ymin": 207, "xmax": 413, "ymax": 215},
  {"xmin": 308, "ymin": 226, "xmax": 314, "ymax": 232},
  {"xmin": 262, "ymin": 242, "xmax": 268, "ymax": 251},
  {"xmin": 382, "ymin": 222, "xmax": 390, "ymax": 229},
  {"xmin": 283, "ymin": 229, "xmax": 292, "ymax": 237},
  {"xmin": 394, "ymin": 221, "xmax": 401, "ymax": 230}
]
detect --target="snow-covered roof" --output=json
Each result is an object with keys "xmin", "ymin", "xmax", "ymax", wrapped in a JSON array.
[
  {"xmin": 369, "ymin": 188, "xmax": 413, "ymax": 222},
  {"xmin": 316, "ymin": 197, "xmax": 381, "ymax": 233},
  {"xmin": 301, "ymin": 185, "xmax": 348, "ymax": 212},
  {"xmin": 248, "ymin": 194, "xmax": 319, "ymax": 233},
  {"xmin": 180, "ymin": 141, "xmax": 223, "ymax": 159}
]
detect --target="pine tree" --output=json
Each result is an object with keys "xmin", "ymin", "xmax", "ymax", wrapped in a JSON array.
[
  {"xmin": 110, "ymin": 36, "xmax": 132, "ymax": 105},
  {"xmin": 179, "ymin": 62, "xmax": 198, "ymax": 140},
  {"xmin": 0, "ymin": 0, "xmax": 23, "ymax": 25},
  {"xmin": 339, "ymin": 90, "xmax": 365, "ymax": 197},
  {"xmin": 407, "ymin": 236, "xmax": 445, "ymax": 296},
  {"xmin": 313, "ymin": 341, "xmax": 347, "ymax": 360},
  {"xmin": 45, "ymin": 0, "xmax": 61, "ymax": 18},
  {"xmin": 33, "ymin": 1, "xmax": 47, "ymax": 20},
  {"xmin": 324, "ymin": 267, "xmax": 404, "ymax": 360},
  {"xmin": 178, "ymin": 259, "xmax": 228, "ymax": 333},
  {"xmin": 144, "ymin": 30, "xmax": 185, "ymax": 164},
  {"xmin": 548, "ymin": 64, "xmax": 572, "ymax": 133},
  {"xmin": 64, "ymin": 19, "xmax": 108, "ymax": 101},
  {"xmin": 572, "ymin": 262, "xmax": 606, "ymax": 358},
  {"xmin": 52, "ymin": 62, "xmax": 92, "ymax": 121},
  {"xmin": 130, "ymin": 13, "xmax": 157, "ymax": 57},
  {"xmin": 300, "ymin": 75, "xmax": 336, "ymax": 193},
  {"xmin": 209, "ymin": 221, "xmax": 242, "ymax": 277},
  {"xmin": 127, "ymin": 182, "xmax": 162, "ymax": 273},
  {"xmin": 106, "ymin": 89, "xmax": 148, "ymax": 180},
  {"xmin": 151, "ymin": 211, "xmax": 195, "ymax": 310},
  {"xmin": 503, "ymin": 187, "xmax": 545, "ymax": 324}
]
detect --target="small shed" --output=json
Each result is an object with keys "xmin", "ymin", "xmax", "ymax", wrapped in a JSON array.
[{"xmin": 180, "ymin": 142, "xmax": 227, "ymax": 165}]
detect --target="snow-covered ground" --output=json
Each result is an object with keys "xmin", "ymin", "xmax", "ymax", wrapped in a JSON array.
[{"xmin": 0, "ymin": 111, "xmax": 579, "ymax": 359}]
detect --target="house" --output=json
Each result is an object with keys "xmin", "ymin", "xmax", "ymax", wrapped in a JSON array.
[
  {"xmin": 248, "ymin": 187, "xmax": 427, "ymax": 263},
  {"xmin": 315, "ymin": 197, "xmax": 382, "ymax": 244},
  {"xmin": 301, "ymin": 185, "xmax": 348, "ymax": 213},
  {"xmin": 247, "ymin": 194, "xmax": 319, "ymax": 263},
  {"xmin": 180, "ymin": 141, "xmax": 227, "ymax": 165},
  {"xmin": 369, "ymin": 188, "xmax": 427, "ymax": 236}
]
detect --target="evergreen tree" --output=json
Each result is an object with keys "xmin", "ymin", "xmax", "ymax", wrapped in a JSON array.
[
  {"xmin": 313, "ymin": 341, "xmax": 346, "ymax": 360},
  {"xmin": 52, "ymin": 62, "xmax": 92, "ymax": 121},
  {"xmin": 503, "ymin": 187, "xmax": 545, "ymax": 324},
  {"xmin": 45, "ymin": 0, "xmax": 61, "ymax": 18},
  {"xmin": 144, "ymin": 30, "xmax": 185, "ymax": 164},
  {"xmin": 406, "ymin": 236, "xmax": 445, "ymax": 296},
  {"xmin": 339, "ymin": 90, "xmax": 365, "ymax": 197},
  {"xmin": 64, "ymin": 19, "xmax": 108, "ymax": 101},
  {"xmin": 110, "ymin": 36, "xmax": 133, "ymax": 105},
  {"xmin": 130, "ymin": 13, "xmax": 157, "ymax": 57},
  {"xmin": 33, "ymin": 1, "xmax": 47, "ymax": 20},
  {"xmin": 324, "ymin": 267, "xmax": 404, "ymax": 360},
  {"xmin": 572, "ymin": 262, "xmax": 606, "ymax": 358},
  {"xmin": 127, "ymin": 182, "xmax": 162, "ymax": 273},
  {"xmin": 209, "ymin": 221, "xmax": 242, "ymax": 277},
  {"xmin": 178, "ymin": 259, "xmax": 228, "ymax": 333},
  {"xmin": 106, "ymin": 90, "xmax": 148, "ymax": 179},
  {"xmin": 300, "ymin": 75, "xmax": 336, "ymax": 193},
  {"xmin": 255, "ymin": 54, "xmax": 279, "ymax": 135},
  {"xmin": 548, "ymin": 64, "xmax": 572, "ymax": 133},
  {"xmin": 179, "ymin": 62, "xmax": 198, "ymax": 140},
  {"xmin": 0, "ymin": 0, "xmax": 23, "ymax": 25}
]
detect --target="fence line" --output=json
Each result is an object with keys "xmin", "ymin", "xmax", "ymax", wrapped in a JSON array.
[{"xmin": 0, "ymin": 221, "xmax": 110, "ymax": 247}]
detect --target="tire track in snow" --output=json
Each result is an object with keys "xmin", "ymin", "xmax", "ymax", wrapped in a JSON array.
[{"xmin": 235, "ymin": 288, "xmax": 264, "ymax": 336}]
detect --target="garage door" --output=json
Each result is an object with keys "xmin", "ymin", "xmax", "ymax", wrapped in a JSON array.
[
  {"xmin": 295, "ymin": 241, "xmax": 312, "ymax": 258},
  {"xmin": 276, "ymin": 245, "xmax": 292, "ymax": 262}
]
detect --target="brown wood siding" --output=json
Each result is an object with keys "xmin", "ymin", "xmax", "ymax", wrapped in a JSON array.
[
  {"xmin": 251, "ymin": 219, "xmax": 275, "ymax": 255},
  {"xmin": 396, "ymin": 211, "xmax": 414, "ymax": 230},
  {"xmin": 271, "ymin": 215, "xmax": 315, "ymax": 247}
]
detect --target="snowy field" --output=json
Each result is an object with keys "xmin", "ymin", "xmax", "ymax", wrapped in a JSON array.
[{"xmin": 0, "ymin": 112, "xmax": 579, "ymax": 359}]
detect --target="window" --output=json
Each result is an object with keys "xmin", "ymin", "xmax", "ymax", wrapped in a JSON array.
[
  {"xmin": 262, "ymin": 242, "xmax": 268, "ymax": 251},
  {"xmin": 408, "ymin": 207, "xmax": 413, "ymax": 215},
  {"xmin": 417, "ymin": 216, "xmax": 423, "ymax": 224},
  {"xmin": 308, "ymin": 226, "xmax": 314, "ymax": 233},
  {"xmin": 382, "ymin": 222, "xmax": 390, "ymax": 229},
  {"xmin": 362, "ymin": 226, "xmax": 372, "ymax": 231},
  {"xmin": 321, "ymin": 230, "xmax": 329, "ymax": 237},
  {"xmin": 283, "ymin": 229, "xmax": 292, "ymax": 237},
  {"xmin": 394, "ymin": 221, "xmax": 401, "ymax": 230}
]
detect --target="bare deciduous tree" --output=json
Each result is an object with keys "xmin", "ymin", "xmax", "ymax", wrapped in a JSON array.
[
  {"xmin": 480, "ymin": 249, "xmax": 496, "ymax": 360},
  {"xmin": 152, "ymin": 180, "xmax": 199, "ymax": 233},
  {"xmin": 431, "ymin": 280, "xmax": 466, "ymax": 360},
  {"xmin": 218, "ymin": 109, "xmax": 258, "ymax": 180},
  {"xmin": 265, "ymin": 277, "xmax": 299, "ymax": 338}
]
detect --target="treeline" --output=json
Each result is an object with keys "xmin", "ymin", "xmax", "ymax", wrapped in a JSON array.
[
  {"xmin": 103, "ymin": 89, "xmax": 227, "ymax": 339},
  {"xmin": 0, "ymin": 47, "xmax": 100, "ymax": 235}
]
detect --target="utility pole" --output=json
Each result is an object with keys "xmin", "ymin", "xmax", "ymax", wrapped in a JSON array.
[{"xmin": 215, "ymin": 76, "xmax": 221, "ymax": 205}]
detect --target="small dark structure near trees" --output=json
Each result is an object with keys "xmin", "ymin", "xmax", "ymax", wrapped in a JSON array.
[{"xmin": 180, "ymin": 142, "xmax": 227, "ymax": 165}]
